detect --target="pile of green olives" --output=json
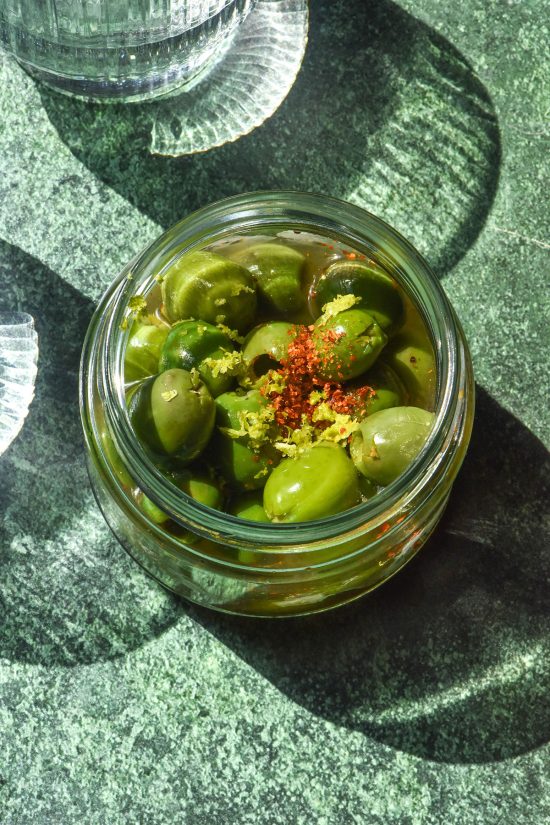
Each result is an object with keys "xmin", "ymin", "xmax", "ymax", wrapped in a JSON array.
[{"xmin": 123, "ymin": 234, "xmax": 436, "ymax": 525}]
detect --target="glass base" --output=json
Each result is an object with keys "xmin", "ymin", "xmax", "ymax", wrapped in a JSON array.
[
  {"xmin": 17, "ymin": 35, "xmax": 235, "ymax": 104},
  {"xmin": 138, "ymin": 0, "xmax": 309, "ymax": 155}
]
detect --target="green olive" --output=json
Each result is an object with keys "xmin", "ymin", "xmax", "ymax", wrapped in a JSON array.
[
  {"xmin": 263, "ymin": 444, "xmax": 361, "ymax": 522},
  {"xmin": 124, "ymin": 321, "xmax": 169, "ymax": 383},
  {"xmin": 358, "ymin": 475, "xmax": 379, "ymax": 500},
  {"xmin": 138, "ymin": 470, "xmax": 222, "ymax": 524},
  {"xmin": 229, "ymin": 491, "xmax": 271, "ymax": 522},
  {"xmin": 159, "ymin": 319, "xmax": 237, "ymax": 397},
  {"xmin": 349, "ymin": 363, "xmax": 407, "ymax": 418},
  {"xmin": 171, "ymin": 469, "xmax": 223, "ymax": 509},
  {"xmin": 350, "ymin": 406, "xmax": 435, "ymax": 486},
  {"xmin": 232, "ymin": 242, "xmax": 305, "ymax": 314},
  {"xmin": 128, "ymin": 368, "xmax": 215, "ymax": 462},
  {"xmin": 311, "ymin": 259, "xmax": 404, "ymax": 332},
  {"xmin": 241, "ymin": 322, "xmax": 296, "ymax": 383},
  {"xmin": 313, "ymin": 308, "xmax": 387, "ymax": 381},
  {"xmin": 100, "ymin": 429, "xmax": 134, "ymax": 488},
  {"xmin": 211, "ymin": 390, "xmax": 279, "ymax": 490},
  {"xmin": 161, "ymin": 249, "xmax": 257, "ymax": 333},
  {"xmin": 384, "ymin": 333, "xmax": 436, "ymax": 409},
  {"xmin": 139, "ymin": 492, "xmax": 170, "ymax": 524}
]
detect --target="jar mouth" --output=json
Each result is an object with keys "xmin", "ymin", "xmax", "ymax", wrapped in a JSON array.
[{"xmin": 87, "ymin": 190, "xmax": 461, "ymax": 548}]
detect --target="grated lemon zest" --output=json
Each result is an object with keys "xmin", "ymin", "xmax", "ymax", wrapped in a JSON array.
[
  {"xmin": 202, "ymin": 350, "xmax": 243, "ymax": 378},
  {"xmin": 257, "ymin": 369, "xmax": 287, "ymax": 395},
  {"xmin": 231, "ymin": 283, "xmax": 255, "ymax": 296},
  {"xmin": 216, "ymin": 323, "xmax": 245, "ymax": 345},
  {"xmin": 128, "ymin": 296, "xmax": 148, "ymax": 315},
  {"xmin": 308, "ymin": 389, "xmax": 327, "ymax": 405},
  {"xmin": 318, "ymin": 293, "xmax": 361, "ymax": 324},
  {"xmin": 219, "ymin": 405, "xmax": 275, "ymax": 449}
]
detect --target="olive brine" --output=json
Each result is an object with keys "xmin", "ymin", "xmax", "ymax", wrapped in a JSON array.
[{"xmin": 123, "ymin": 230, "xmax": 436, "ymax": 524}]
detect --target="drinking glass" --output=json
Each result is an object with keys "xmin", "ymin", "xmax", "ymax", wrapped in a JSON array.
[
  {"xmin": 0, "ymin": 0, "xmax": 255, "ymax": 101},
  {"xmin": 0, "ymin": 312, "xmax": 38, "ymax": 456}
]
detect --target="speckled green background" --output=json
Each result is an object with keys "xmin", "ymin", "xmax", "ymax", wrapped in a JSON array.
[{"xmin": 1, "ymin": 1, "xmax": 549, "ymax": 823}]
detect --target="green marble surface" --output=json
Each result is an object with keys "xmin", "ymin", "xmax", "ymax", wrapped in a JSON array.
[{"xmin": 0, "ymin": 1, "xmax": 549, "ymax": 822}]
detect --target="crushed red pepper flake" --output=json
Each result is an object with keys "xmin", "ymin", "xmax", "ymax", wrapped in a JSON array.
[{"xmin": 259, "ymin": 324, "xmax": 372, "ymax": 433}]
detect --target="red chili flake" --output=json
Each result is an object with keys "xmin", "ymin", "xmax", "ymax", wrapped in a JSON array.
[{"xmin": 262, "ymin": 324, "xmax": 374, "ymax": 432}]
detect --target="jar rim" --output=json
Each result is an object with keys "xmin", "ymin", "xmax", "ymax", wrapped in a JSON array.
[{"xmin": 83, "ymin": 190, "xmax": 463, "ymax": 549}]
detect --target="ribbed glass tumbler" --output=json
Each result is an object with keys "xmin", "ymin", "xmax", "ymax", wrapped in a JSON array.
[{"xmin": 0, "ymin": 0, "xmax": 255, "ymax": 100}]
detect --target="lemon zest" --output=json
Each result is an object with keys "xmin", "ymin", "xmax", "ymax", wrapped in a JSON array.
[
  {"xmin": 216, "ymin": 324, "xmax": 245, "ymax": 345},
  {"xmin": 128, "ymin": 296, "xmax": 148, "ymax": 315},
  {"xmin": 219, "ymin": 406, "xmax": 275, "ymax": 449},
  {"xmin": 312, "ymin": 402, "xmax": 360, "ymax": 443},
  {"xmin": 202, "ymin": 350, "xmax": 243, "ymax": 378},
  {"xmin": 231, "ymin": 283, "xmax": 255, "ymax": 296},
  {"xmin": 257, "ymin": 369, "xmax": 287, "ymax": 395},
  {"xmin": 121, "ymin": 295, "xmax": 148, "ymax": 330},
  {"xmin": 318, "ymin": 293, "xmax": 361, "ymax": 324},
  {"xmin": 190, "ymin": 368, "xmax": 202, "ymax": 389},
  {"xmin": 308, "ymin": 389, "xmax": 327, "ymax": 405},
  {"xmin": 274, "ymin": 417, "xmax": 316, "ymax": 458}
]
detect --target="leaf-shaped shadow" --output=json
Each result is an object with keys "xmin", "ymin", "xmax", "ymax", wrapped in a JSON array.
[
  {"xmin": 39, "ymin": 0, "xmax": 500, "ymax": 276},
  {"xmin": 0, "ymin": 241, "xmax": 182, "ymax": 667},
  {"xmin": 191, "ymin": 386, "xmax": 550, "ymax": 764}
]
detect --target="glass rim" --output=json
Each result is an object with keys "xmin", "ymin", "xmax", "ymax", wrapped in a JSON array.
[{"xmin": 83, "ymin": 190, "xmax": 463, "ymax": 549}]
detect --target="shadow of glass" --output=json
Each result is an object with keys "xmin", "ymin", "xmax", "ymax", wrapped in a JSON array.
[
  {"xmin": 38, "ymin": 0, "xmax": 500, "ymax": 276},
  {"xmin": 189, "ymin": 386, "xmax": 550, "ymax": 764},
  {"xmin": 0, "ymin": 241, "xmax": 182, "ymax": 667}
]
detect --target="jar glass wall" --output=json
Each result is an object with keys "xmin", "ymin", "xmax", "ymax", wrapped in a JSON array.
[{"xmin": 80, "ymin": 192, "xmax": 474, "ymax": 617}]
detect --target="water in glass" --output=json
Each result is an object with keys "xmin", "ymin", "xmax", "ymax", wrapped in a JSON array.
[{"xmin": 0, "ymin": 0, "xmax": 254, "ymax": 100}]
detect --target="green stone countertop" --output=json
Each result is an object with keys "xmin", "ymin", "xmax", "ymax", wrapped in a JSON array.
[{"xmin": 0, "ymin": 1, "xmax": 548, "ymax": 822}]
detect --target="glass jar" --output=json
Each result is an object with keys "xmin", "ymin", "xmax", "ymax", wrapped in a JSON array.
[{"xmin": 80, "ymin": 192, "xmax": 474, "ymax": 617}]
